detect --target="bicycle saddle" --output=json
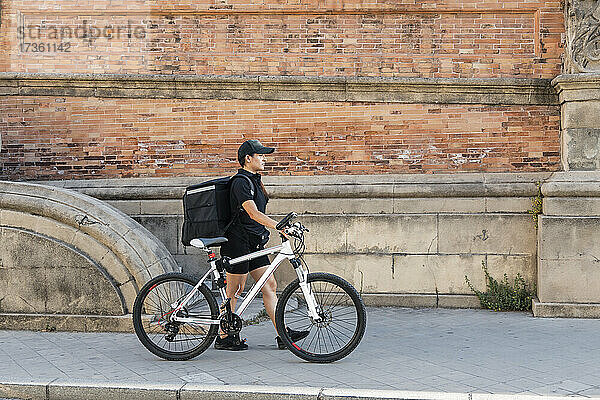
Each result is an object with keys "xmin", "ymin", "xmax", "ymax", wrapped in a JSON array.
[{"xmin": 189, "ymin": 237, "xmax": 228, "ymax": 248}]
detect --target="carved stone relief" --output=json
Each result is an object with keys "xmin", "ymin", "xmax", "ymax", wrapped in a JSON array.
[{"xmin": 566, "ymin": 0, "xmax": 600, "ymax": 72}]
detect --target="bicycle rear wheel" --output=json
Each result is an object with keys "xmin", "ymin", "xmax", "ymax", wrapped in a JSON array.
[
  {"xmin": 275, "ymin": 272, "xmax": 366, "ymax": 363},
  {"xmin": 132, "ymin": 272, "xmax": 219, "ymax": 361}
]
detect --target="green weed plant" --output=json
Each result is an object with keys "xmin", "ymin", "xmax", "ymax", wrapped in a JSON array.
[
  {"xmin": 465, "ymin": 261, "xmax": 535, "ymax": 312},
  {"xmin": 528, "ymin": 181, "xmax": 543, "ymax": 228}
]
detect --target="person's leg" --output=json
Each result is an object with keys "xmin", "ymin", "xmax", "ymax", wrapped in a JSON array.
[
  {"xmin": 249, "ymin": 265, "xmax": 310, "ymax": 349},
  {"xmin": 249, "ymin": 266, "xmax": 278, "ymax": 332},
  {"xmin": 226, "ymin": 272, "xmax": 247, "ymax": 312},
  {"xmin": 219, "ymin": 272, "xmax": 247, "ymax": 338},
  {"xmin": 214, "ymin": 270, "xmax": 250, "ymax": 350}
]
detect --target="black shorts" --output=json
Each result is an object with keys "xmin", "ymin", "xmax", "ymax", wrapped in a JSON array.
[{"xmin": 220, "ymin": 229, "xmax": 270, "ymax": 275}]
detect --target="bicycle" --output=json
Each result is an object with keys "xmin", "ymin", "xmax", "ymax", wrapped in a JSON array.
[{"xmin": 132, "ymin": 212, "xmax": 367, "ymax": 363}]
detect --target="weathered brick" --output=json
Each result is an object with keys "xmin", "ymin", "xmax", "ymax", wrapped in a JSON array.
[
  {"xmin": 0, "ymin": 1, "xmax": 562, "ymax": 78},
  {"xmin": 0, "ymin": 97, "xmax": 560, "ymax": 179}
]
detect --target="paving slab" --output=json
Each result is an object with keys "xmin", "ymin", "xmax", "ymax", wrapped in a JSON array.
[{"xmin": 0, "ymin": 307, "xmax": 600, "ymax": 399}]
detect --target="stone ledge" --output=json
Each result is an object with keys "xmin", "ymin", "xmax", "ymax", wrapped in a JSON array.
[
  {"xmin": 1, "ymin": 380, "xmax": 580, "ymax": 400},
  {"xmin": 552, "ymin": 73, "xmax": 600, "ymax": 103},
  {"xmin": 0, "ymin": 72, "xmax": 558, "ymax": 105},
  {"xmin": 543, "ymin": 171, "xmax": 600, "ymax": 197},
  {"xmin": 39, "ymin": 173, "xmax": 553, "ymax": 200},
  {"xmin": 0, "ymin": 313, "xmax": 134, "ymax": 333},
  {"xmin": 532, "ymin": 298, "xmax": 600, "ymax": 319},
  {"xmin": 362, "ymin": 294, "xmax": 481, "ymax": 309}
]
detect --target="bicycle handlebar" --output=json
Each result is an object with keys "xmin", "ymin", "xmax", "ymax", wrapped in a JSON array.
[{"xmin": 276, "ymin": 212, "xmax": 297, "ymax": 230}]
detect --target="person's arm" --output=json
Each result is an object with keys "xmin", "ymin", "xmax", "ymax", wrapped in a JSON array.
[{"xmin": 242, "ymin": 200, "xmax": 279, "ymax": 230}]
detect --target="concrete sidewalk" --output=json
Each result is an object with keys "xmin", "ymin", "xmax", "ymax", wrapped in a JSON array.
[{"xmin": 1, "ymin": 307, "xmax": 600, "ymax": 399}]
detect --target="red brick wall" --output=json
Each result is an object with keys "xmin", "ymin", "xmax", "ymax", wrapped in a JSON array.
[
  {"xmin": 1, "ymin": 0, "xmax": 563, "ymax": 78},
  {"xmin": 0, "ymin": 1, "xmax": 564, "ymax": 179},
  {"xmin": 0, "ymin": 96, "xmax": 560, "ymax": 179}
]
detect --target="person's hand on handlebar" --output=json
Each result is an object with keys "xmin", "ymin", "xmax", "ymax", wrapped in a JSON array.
[
  {"xmin": 278, "ymin": 228, "xmax": 289, "ymax": 239},
  {"xmin": 275, "ymin": 212, "xmax": 297, "ymax": 240}
]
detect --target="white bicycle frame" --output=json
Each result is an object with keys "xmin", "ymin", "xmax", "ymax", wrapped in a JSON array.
[{"xmin": 170, "ymin": 239, "xmax": 321, "ymax": 325}]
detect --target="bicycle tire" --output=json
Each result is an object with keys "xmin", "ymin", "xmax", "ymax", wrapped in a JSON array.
[
  {"xmin": 132, "ymin": 272, "xmax": 219, "ymax": 361},
  {"xmin": 275, "ymin": 272, "xmax": 367, "ymax": 363}
]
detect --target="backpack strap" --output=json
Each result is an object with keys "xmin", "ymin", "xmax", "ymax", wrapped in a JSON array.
[{"xmin": 223, "ymin": 174, "xmax": 256, "ymax": 233}]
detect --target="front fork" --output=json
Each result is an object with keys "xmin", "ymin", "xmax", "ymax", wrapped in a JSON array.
[{"xmin": 291, "ymin": 258, "xmax": 322, "ymax": 323}]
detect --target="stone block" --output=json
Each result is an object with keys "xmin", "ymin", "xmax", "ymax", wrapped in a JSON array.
[
  {"xmin": 487, "ymin": 255, "xmax": 536, "ymax": 286},
  {"xmin": 133, "ymin": 216, "xmax": 179, "ymax": 255},
  {"xmin": 105, "ymin": 200, "xmax": 142, "ymax": 215},
  {"xmin": 298, "ymin": 215, "xmax": 348, "ymax": 253},
  {"xmin": 48, "ymin": 381, "xmax": 180, "ymax": 400},
  {"xmin": 485, "ymin": 197, "xmax": 534, "ymax": 213},
  {"xmin": 82, "ymin": 314, "xmax": 133, "ymax": 332},
  {"xmin": 174, "ymin": 254, "xmax": 210, "ymax": 279},
  {"xmin": 539, "ymin": 216, "xmax": 600, "ymax": 260},
  {"xmin": 0, "ymin": 381, "xmax": 48, "ymax": 400},
  {"xmin": 181, "ymin": 384, "xmax": 320, "ymax": 400},
  {"xmin": 388, "ymin": 254, "xmax": 486, "ymax": 295},
  {"xmin": 273, "ymin": 258, "xmax": 297, "ymax": 288},
  {"xmin": 268, "ymin": 198, "xmax": 394, "ymax": 215},
  {"xmin": 140, "ymin": 199, "xmax": 182, "ymax": 215},
  {"xmin": 0, "ymin": 268, "xmax": 47, "ymax": 313},
  {"xmin": 33, "ymin": 217, "xmax": 78, "ymax": 248},
  {"xmin": 544, "ymin": 197, "xmax": 600, "ymax": 216},
  {"xmin": 322, "ymin": 388, "xmax": 468, "ymax": 400},
  {"xmin": 532, "ymin": 298, "xmax": 600, "ymax": 318},
  {"xmin": 538, "ymin": 259, "xmax": 600, "ymax": 303},
  {"xmin": 70, "ymin": 230, "xmax": 110, "ymax": 263},
  {"xmin": 0, "ymin": 209, "xmax": 40, "ymax": 231},
  {"xmin": 133, "ymin": 267, "xmax": 155, "ymax": 286},
  {"xmin": 0, "ymin": 313, "xmax": 78, "ymax": 331},
  {"xmin": 563, "ymin": 101, "xmax": 600, "ymax": 129},
  {"xmin": 117, "ymin": 280, "xmax": 138, "ymax": 314},
  {"xmin": 0, "ymin": 313, "xmax": 134, "ymax": 332},
  {"xmin": 564, "ymin": 128, "xmax": 600, "ymax": 170},
  {"xmin": 346, "ymin": 215, "xmax": 438, "ymax": 254},
  {"xmin": 300, "ymin": 253, "xmax": 376, "ymax": 288},
  {"xmin": 98, "ymin": 249, "xmax": 132, "ymax": 286},
  {"xmin": 0, "ymin": 227, "xmax": 124, "ymax": 315},
  {"xmin": 44, "ymin": 266, "xmax": 123, "ymax": 315},
  {"xmin": 438, "ymin": 214, "xmax": 536, "ymax": 255},
  {"xmin": 361, "ymin": 293, "xmax": 481, "ymax": 308},
  {"xmin": 393, "ymin": 198, "xmax": 485, "ymax": 213},
  {"xmin": 0, "ymin": 227, "xmax": 86, "ymax": 270}
]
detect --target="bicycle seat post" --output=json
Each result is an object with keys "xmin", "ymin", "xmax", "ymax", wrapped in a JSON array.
[{"xmin": 207, "ymin": 250, "xmax": 217, "ymax": 262}]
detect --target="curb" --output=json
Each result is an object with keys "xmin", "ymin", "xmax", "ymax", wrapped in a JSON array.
[{"xmin": 0, "ymin": 380, "xmax": 593, "ymax": 400}]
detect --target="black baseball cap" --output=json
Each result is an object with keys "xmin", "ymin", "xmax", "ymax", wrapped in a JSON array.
[{"xmin": 237, "ymin": 139, "xmax": 275, "ymax": 163}]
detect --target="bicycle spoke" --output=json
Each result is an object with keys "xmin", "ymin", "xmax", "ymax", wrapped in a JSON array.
[
  {"xmin": 280, "ymin": 276, "xmax": 365, "ymax": 358},
  {"xmin": 138, "ymin": 276, "xmax": 217, "ymax": 356}
]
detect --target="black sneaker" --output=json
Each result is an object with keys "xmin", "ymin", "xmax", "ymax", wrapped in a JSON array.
[
  {"xmin": 276, "ymin": 327, "xmax": 310, "ymax": 350},
  {"xmin": 214, "ymin": 334, "xmax": 248, "ymax": 351}
]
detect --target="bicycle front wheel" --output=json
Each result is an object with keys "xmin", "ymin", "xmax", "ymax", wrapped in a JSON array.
[
  {"xmin": 275, "ymin": 272, "xmax": 366, "ymax": 363},
  {"xmin": 132, "ymin": 272, "xmax": 219, "ymax": 361}
]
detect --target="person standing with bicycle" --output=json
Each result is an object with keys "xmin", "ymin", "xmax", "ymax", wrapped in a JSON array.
[{"xmin": 215, "ymin": 139, "xmax": 309, "ymax": 351}]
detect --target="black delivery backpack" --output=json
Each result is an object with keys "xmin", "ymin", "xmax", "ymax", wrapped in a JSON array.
[{"xmin": 181, "ymin": 174, "xmax": 254, "ymax": 246}]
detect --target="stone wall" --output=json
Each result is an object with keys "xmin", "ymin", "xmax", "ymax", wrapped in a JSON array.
[
  {"xmin": 0, "ymin": 181, "xmax": 179, "ymax": 331},
  {"xmin": 47, "ymin": 173, "xmax": 546, "ymax": 309},
  {"xmin": 534, "ymin": 172, "xmax": 600, "ymax": 318}
]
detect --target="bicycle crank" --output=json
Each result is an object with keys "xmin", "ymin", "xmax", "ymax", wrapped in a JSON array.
[{"xmin": 220, "ymin": 313, "xmax": 243, "ymax": 334}]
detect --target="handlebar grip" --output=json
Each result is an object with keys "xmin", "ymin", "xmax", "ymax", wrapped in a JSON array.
[{"xmin": 276, "ymin": 212, "xmax": 297, "ymax": 230}]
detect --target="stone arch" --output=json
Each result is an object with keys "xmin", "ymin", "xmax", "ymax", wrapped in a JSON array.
[{"xmin": 0, "ymin": 181, "xmax": 179, "ymax": 318}]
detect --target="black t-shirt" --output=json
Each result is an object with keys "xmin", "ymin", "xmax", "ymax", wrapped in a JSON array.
[{"xmin": 228, "ymin": 169, "xmax": 269, "ymax": 239}]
